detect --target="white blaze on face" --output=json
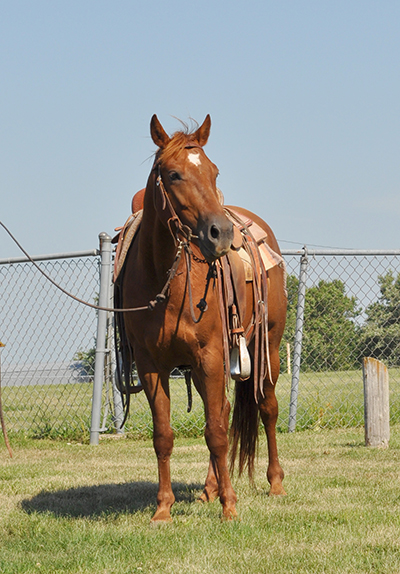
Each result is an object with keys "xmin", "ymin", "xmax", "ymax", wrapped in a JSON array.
[{"xmin": 187, "ymin": 151, "xmax": 201, "ymax": 167}]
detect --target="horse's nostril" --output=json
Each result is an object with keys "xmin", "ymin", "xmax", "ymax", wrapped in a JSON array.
[{"xmin": 210, "ymin": 224, "xmax": 220, "ymax": 240}]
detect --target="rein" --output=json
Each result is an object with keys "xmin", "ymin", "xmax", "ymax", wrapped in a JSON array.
[{"xmin": 153, "ymin": 161, "xmax": 215, "ymax": 322}]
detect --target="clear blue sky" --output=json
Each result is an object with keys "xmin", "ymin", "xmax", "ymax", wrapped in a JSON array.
[{"xmin": 1, "ymin": 1, "xmax": 399, "ymax": 258}]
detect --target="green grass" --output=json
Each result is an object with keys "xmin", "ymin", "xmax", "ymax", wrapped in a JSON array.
[
  {"xmin": 3, "ymin": 367, "xmax": 400, "ymax": 440},
  {"xmin": 276, "ymin": 367, "xmax": 400, "ymax": 431},
  {"xmin": 1, "ymin": 427, "xmax": 400, "ymax": 573},
  {"xmin": 2, "ymin": 382, "xmax": 93, "ymax": 439}
]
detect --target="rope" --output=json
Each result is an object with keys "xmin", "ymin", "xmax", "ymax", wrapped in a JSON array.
[{"xmin": 0, "ymin": 220, "xmax": 173, "ymax": 314}]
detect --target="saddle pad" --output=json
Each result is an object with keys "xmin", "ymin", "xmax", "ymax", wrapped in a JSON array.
[
  {"xmin": 113, "ymin": 210, "xmax": 143, "ymax": 283},
  {"xmin": 238, "ymin": 242, "xmax": 283, "ymax": 281},
  {"xmin": 225, "ymin": 208, "xmax": 284, "ymax": 279}
]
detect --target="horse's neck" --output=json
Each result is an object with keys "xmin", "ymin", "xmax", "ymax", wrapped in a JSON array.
[{"xmin": 137, "ymin": 182, "xmax": 177, "ymax": 279}]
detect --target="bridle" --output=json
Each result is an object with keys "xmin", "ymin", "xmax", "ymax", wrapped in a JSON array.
[
  {"xmin": 152, "ymin": 143, "xmax": 205, "ymax": 245},
  {"xmin": 115, "ymin": 149, "xmax": 217, "ymax": 413},
  {"xmin": 154, "ymin": 164, "xmax": 198, "ymax": 245},
  {"xmin": 150, "ymin": 152, "xmax": 216, "ymax": 323}
]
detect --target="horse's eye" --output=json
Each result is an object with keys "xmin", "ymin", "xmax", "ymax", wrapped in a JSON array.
[{"xmin": 169, "ymin": 171, "xmax": 181, "ymax": 182}]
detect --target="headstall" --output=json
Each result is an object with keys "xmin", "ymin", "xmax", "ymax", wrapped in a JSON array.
[{"xmin": 150, "ymin": 153, "xmax": 214, "ymax": 323}]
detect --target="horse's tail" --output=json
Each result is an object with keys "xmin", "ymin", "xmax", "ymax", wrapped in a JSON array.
[{"xmin": 229, "ymin": 379, "xmax": 259, "ymax": 482}]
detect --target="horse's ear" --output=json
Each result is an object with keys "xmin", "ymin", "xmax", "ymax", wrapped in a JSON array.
[
  {"xmin": 194, "ymin": 114, "xmax": 211, "ymax": 147},
  {"xmin": 150, "ymin": 115, "xmax": 170, "ymax": 148}
]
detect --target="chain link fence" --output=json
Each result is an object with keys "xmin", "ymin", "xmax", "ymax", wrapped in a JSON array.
[
  {"xmin": 0, "ymin": 250, "xmax": 100, "ymax": 438},
  {"xmin": 279, "ymin": 249, "xmax": 400, "ymax": 432},
  {"xmin": 1, "ymin": 242, "xmax": 400, "ymax": 437}
]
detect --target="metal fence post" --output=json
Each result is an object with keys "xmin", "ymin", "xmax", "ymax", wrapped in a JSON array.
[
  {"xmin": 90, "ymin": 232, "xmax": 112, "ymax": 445},
  {"xmin": 288, "ymin": 247, "xmax": 308, "ymax": 432}
]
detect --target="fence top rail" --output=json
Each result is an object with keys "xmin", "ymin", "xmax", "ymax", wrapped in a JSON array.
[
  {"xmin": 0, "ymin": 249, "xmax": 100, "ymax": 265},
  {"xmin": 2, "ymin": 247, "xmax": 400, "ymax": 266},
  {"xmin": 281, "ymin": 248, "xmax": 400, "ymax": 257}
]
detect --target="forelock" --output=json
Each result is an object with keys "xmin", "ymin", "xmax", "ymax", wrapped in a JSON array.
[{"xmin": 158, "ymin": 128, "xmax": 201, "ymax": 164}]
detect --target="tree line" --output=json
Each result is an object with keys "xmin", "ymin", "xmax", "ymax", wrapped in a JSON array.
[{"xmin": 281, "ymin": 270, "xmax": 400, "ymax": 372}]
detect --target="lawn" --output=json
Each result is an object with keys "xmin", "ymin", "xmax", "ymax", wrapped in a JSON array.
[{"xmin": 1, "ymin": 426, "xmax": 400, "ymax": 573}]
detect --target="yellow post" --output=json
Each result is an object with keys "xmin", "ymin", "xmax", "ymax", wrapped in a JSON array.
[{"xmin": 286, "ymin": 342, "xmax": 291, "ymax": 375}]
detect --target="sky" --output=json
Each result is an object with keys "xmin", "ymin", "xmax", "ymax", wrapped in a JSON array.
[{"xmin": 1, "ymin": 1, "xmax": 399, "ymax": 259}]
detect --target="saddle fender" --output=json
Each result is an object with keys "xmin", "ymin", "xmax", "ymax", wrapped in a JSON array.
[{"xmin": 225, "ymin": 250, "xmax": 247, "ymax": 327}]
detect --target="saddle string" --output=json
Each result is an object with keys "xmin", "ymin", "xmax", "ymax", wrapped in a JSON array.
[
  {"xmin": 223, "ymin": 208, "xmax": 273, "ymax": 399},
  {"xmin": 216, "ymin": 262, "xmax": 232, "ymax": 390},
  {"xmin": 233, "ymin": 211, "xmax": 270, "ymax": 398}
]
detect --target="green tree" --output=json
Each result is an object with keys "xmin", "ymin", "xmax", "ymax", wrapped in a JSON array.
[
  {"xmin": 302, "ymin": 279, "xmax": 360, "ymax": 371},
  {"xmin": 358, "ymin": 270, "xmax": 400, "ymax": 366},
  {"xmin": 281, "ymin": 276, "xmax": 360, "ymax": 372},
  {"xmin": 73, "ymin": 347, "xmax": 96, "ymax": 377}
]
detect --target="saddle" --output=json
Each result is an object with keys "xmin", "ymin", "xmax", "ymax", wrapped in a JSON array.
[
  {"xmin": 113, "ymin": 189, "xmax": 285, "ymax": 397},
  {"xmin": 219, "ymin": 207, "xmax": 284, "ymax": 395}
]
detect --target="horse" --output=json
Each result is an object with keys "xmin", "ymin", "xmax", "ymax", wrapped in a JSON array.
[{"xmin": 115, "ymin": 115, "xmax": 287, "ymax": 522}]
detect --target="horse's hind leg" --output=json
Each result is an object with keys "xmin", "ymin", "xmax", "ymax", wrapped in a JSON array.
[
  {"xmin": 259, "ymin": 348, "xmax": 286, "ymax": 496},
  {"xmin": 199, "ymin": 454, "xmax": 219, "ymax": 503}
]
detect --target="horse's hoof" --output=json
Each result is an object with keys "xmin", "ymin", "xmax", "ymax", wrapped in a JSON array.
[
  {"xmin": 150, "ymin": 509, "xmax": 173, "ymax": 524},
  {"xmin": 150, "ymin": 516, "xmax": 173, "ymax": 526},
  {"xmin": 269, "ymin": 485, "xmax": 287, "ymax": 496},
  {"xmin": 198, "ymin": 489, "xmax": 219, "ymax": 504},
  {"xmin": 221, "ymin": 510, "xmax": 239, "ymax": 522}
]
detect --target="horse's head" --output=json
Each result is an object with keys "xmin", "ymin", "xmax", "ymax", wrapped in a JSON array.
[{"xmin": 150, "ymin": 115, "xmax": 234, "ymax": 262}]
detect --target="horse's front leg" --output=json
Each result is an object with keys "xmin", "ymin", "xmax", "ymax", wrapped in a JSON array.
[
  {"xmin": 192, "ymin": 366, "xmax": 237, "ymax": 520},
  {"xmin": 136, "ymin": 356, "xmax": 175, "ymax": 522},
  {"xmin": 198, "ymin": 396, "xmax": 231, "ymax": 503}
]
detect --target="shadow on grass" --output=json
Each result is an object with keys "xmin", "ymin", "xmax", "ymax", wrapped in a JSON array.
[{"xmin": 21, "ymin": 481, "xmax": 204, "ymax": 519}]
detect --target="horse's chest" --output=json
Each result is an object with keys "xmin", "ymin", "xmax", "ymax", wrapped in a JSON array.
[
  {"xmin": 125, "ymin": 259, "xmax": 220, "ymax": 362},
  {"xmin": 130, "ymin": 295, "xmax": 218, "ymax": 365},
  {"xmin": 142, "ymin": 303, "xmax": 205, "ymax": 346}
]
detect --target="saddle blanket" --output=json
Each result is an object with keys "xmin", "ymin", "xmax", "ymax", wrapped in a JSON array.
[{"xmin": 112, "ymin": 210, "xmax": 143, "ymax": 283}]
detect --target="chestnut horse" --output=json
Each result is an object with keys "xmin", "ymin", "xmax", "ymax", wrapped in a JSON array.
[{"xmin": 117, "ymin": 115, "xmax": 286, "ymax": 522}]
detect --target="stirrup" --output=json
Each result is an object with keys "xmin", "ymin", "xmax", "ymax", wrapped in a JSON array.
[{"xmin": 230, "ymin": 336, "xmax": 251, "ymax": 381}]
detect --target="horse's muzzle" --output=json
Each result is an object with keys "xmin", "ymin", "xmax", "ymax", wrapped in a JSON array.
[{"xmin": 197, "ymin": 215, "xmax": 234, "ymax": 262}]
